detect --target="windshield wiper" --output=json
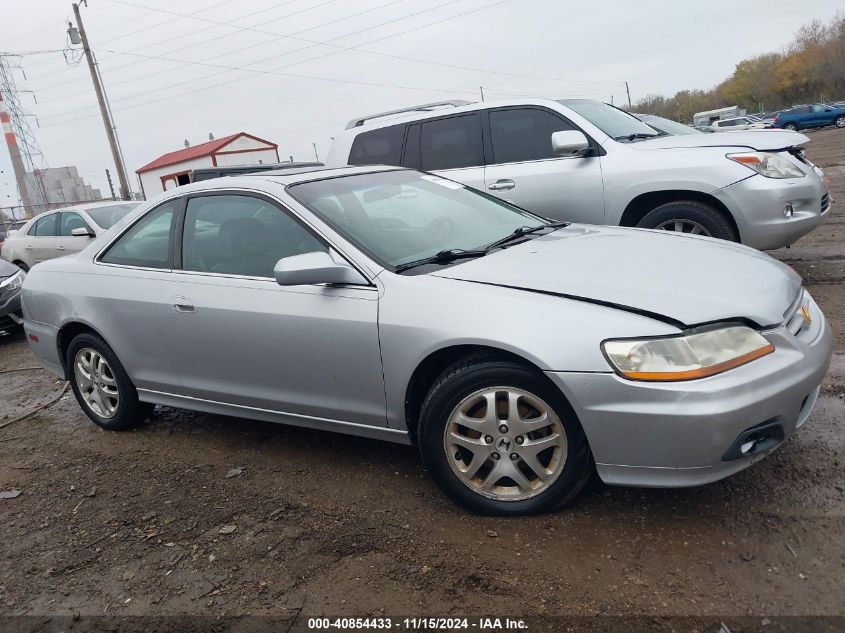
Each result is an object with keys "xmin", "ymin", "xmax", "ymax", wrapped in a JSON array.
[
  {"xmin": 483, "ymin": 221, "xmax": 569, "ymax": 252},
  {"xmin": 613, "ymin": 132, "xmax": 664, "ymax": 141},
  {"xmin": 394, "ymin": 249, "xmax": 487, "ymax": 273}
]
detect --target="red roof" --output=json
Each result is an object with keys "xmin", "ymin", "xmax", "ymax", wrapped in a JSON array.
[{"xmin": 136, "ymin": 132, "xmax": 277, "ymax": 174}]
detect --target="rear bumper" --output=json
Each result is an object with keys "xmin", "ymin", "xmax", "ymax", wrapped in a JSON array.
[
  {"xmin": 23, "ymin": 318, "xmax": 65, "ymax": 379},
  {"xmin": 715, "ymin": 172, "xmax": 829, "ymax": 250},
  {"xmin": 546, "ymin": 292, "xmax": 832, "ymax": 488}
]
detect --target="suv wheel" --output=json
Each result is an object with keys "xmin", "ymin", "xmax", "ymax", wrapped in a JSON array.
[
  {"xmin": 835, "ymin": 115, "xmax": 845, "ymax": 128},
  {"xmin": 418, "ymin": 355, "xmax": 592, "ymax": 515},
  {"xmin": 636, "ymin": 200, "xmax": 737, "ymax": 242},
  {"xmin": 784, "ymin": 122, "xmax": 799, "ymax": 131},
  {"xmin": 66, "ymin": 333, "xmax": 153, "ymax": 431}
]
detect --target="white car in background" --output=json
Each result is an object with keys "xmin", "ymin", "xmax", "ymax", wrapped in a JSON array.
[
  {"xmin": 0, "ymin": 201, "xmax": 139, "ymax": 271},
  {"xmin": 711, "ymin": 116, "xmax": 769, "ymax": 131}
]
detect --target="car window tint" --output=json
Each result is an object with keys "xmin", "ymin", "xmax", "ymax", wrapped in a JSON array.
[
  {"xmin": 181, "ymin": 195, "xmax": 326, "ymax": 278},
  {"xmin": 402, "ymin": 124, "xmax": 421, "ymax": 169},
  {"xmin": 348, "ymin": 124, "xmax": 405, "ymax": 166},
  {"xmin": 100, "ymin": 200, "xmax": 177, "ymax": 268},
  {"xmin": 29, "ymin": 214, "xmax": 58, "ymax": 237},
  {"xmin": 490, "ymin": 108, "xmax": 574, "ymax": 163},
  {"xmin": 420, "ymin": 114, "xmax": 483, "ymax": 171},
  {"xmin": 85, "ymin": 203, "xmax": 139, "ymax": 229},
  {"xmin": 59, "ymin": 212, "xmax": 91, "ymax": 236}
]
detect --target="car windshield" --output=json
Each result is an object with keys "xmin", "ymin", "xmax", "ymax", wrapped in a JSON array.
[
  {"xmin": 84, "ymin": 203, "xmax": 139, "ymax": 229},
  {"xmin": 637, "ymin": 114, "xmax": 702, "ymax": 135},
  {"xmin": 288, "ymin": 170, "xmax": 549, "ymax": 269},
  {"xmin": 561, "ymin": 99, "xmax": 662, "ymax": 141}
]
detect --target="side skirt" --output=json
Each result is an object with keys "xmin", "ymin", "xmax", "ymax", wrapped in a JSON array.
[{"xmin": 137, "ymin": 389, "xmax": 413, "ymax": 445}]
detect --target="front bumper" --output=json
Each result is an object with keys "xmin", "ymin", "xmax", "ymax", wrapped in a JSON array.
[
  {"xmin": 0, "ymin": 287, "xmax": 22, "ymax": 332},
  {"xmin": 715, "ymin": 171, "xmax": 829, "ymax": 250},
  {"xmin": 547, "ymin": 292, "xmax": 832, "ymax": 488}
]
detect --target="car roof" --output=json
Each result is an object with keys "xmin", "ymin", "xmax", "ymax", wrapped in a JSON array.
[
  {"xmin": 20, "ymin": 200, "xmax": 140, "ymax": 223},
  {"xmin": 170, "ymin": 164, "xmax": 405, "ymax": 192}
]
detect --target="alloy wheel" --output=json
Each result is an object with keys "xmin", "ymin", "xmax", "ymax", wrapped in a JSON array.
[
  {"xmin": 444, "ymin": 387, "xmax": 567, "ymax": 501},
  {"xmin": 74, "ymin": 348, "xmax": 120, "ymax": 418},
  {"xmin": 654, "ymin": 218, "xmax": 711, "ymax": 236}
]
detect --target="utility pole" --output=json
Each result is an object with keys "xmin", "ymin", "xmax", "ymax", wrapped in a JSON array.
[
  {"xmin": 480, "ymin": 86, "xmax": 485, "ymax": 102},
  {"xmin": 71, "ymin": 2, "xmax": 130, "ymax": 200},
  {"xmin": 105, "ymin": 168, "xmax": 115, "ymax": 199},
  {"xmin": 0, "ymin": 90, "xmax": 35, "ymax": 217},
  {"xmin": 312, "ymin": 142, "xmax": 319, "ymax": 162},
  {"xmin": 625, "ymin": 81, "xmax": 632, "ymax": 109}
]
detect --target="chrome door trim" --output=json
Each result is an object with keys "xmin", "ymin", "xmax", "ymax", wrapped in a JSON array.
[{"xmin": 136, "ymin": 388, "xmax": 412, "ymax": 444}]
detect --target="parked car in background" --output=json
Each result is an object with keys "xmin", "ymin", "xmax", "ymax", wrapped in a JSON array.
[
  {"xmin": 0, "ymin": 259, "xmax": 24, "ymax": 333},
  {"xmin": 1, "ymin": 201, "xmax": 139, "ymax": 271},
  {"xmin": 633, "ymin": 114, "xmax": 703, "ymax": 135},
  {"xmin": 693, "ymin": 125, "xmax": 716, "ymax": 133},
  {"xmin": 191, "ymin": 161, "xmax": 323, "ymax": 182},
  {"xmin": 328, "ymin": 98, "xmax": 829, "ymax": 250},
  {"xmin": 773, "ymin": 104, "xmax": 845, "ymax": 130},
  {"xmin": 21, "ymin": 166, "xmax": 832, "ymax": 514},
  {"xmin": 710, "ymin": 116, "xmax": 768, "ymax": 131}
]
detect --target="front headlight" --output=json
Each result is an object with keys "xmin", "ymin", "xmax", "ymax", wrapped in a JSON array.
[
  {"xmin": 602, "ymin": 325, "xmax": 774, "ymax": 381},
  {"xmin": 727, "ymin": 151, "xmax": 805, "ymax": 179},
  {"xmin": 0, "ymin": 269, "xmax": 25, "ymax": 292}
]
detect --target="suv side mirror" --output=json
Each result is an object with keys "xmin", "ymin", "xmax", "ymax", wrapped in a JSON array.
[
  {"xmin": 70, "ymin": 227, "xmax": 95, "ymax": 237},
  {"xmin": 274, "ymin": 250, "xmax": 368, "ymax": 286},
  {"xmin": 551, "ymin": 130, "xmax": 590, "ymax": 157}
]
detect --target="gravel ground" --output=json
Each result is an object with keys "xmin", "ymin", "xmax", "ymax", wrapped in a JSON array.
[{"xmin": 0, "ymin": 128, "xmax": 843, "ymax": 631}]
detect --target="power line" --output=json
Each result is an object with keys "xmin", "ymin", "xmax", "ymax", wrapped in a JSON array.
[
  {"xmin": 39, "ymin": 0, "xmax": 513, "ymax": 128},
  {"xmin": 27, "ymin": 0, "xmax": 338, "ymax": 84},
  {"xmin": 38, "ymin": 0, "xmax": 471, "ymax": 120}
]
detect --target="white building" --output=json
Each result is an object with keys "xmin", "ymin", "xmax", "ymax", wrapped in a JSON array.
[{"xmin": 136, "ymin": 132, "xmax": 280, "ymax": 198}]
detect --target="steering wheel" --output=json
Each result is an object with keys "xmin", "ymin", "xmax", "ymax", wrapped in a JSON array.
[{"xmin": 426, "ymin": 216, "xmax": 455, "ymax": 239}]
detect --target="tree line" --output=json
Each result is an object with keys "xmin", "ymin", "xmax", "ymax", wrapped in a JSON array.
[{"xmin": 632, "ymin": 13, "xmax": 844, "ymax": 122}]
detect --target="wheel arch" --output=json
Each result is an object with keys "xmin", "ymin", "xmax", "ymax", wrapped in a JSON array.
[
  {"xmin": 404, "ymin": 344, "xmax": 558, "ymax": 443},
  {"xmin": 619, "ymin": 190, "xmax": 740, "ymax": 240},
  {"xmin": 57, "ymin": 321, "xmax": 109, "ymax": 372}
]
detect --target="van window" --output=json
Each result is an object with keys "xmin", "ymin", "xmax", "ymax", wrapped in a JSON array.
[
  {"xmin": 348, "ymin": 124, "xmax": 405, "ymax": 166},
  {"xmin": 490, "ymin": 108, "xmax": 574, "ymax": 163},
  {"xmin": 420, "ymin": 114, "xmax": 483, "ymax": 171}
]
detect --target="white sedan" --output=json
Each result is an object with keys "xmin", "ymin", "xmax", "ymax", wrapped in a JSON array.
[{"xmin": 0, "ymin": 201, "xmax": 138, "ymax": 271}]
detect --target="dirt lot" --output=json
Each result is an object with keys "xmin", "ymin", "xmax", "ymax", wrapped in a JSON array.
[{"xmin": 1, "ymin": 129, "xmax": 843, "ymax": 632}]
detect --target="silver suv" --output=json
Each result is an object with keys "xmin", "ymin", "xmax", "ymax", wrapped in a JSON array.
[{"xmin": 327, "ymin": 99, "xmax": 830, "ymax": 250}]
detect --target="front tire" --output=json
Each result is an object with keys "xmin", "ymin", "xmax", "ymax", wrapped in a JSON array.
[
  {"xmin": 66, "ymin": 333, "xmax": 152, "ymax": 431},
  {"xmin": 636, "ymin": 200, "xmax": 738, "ymax": 242},
  {"xmin": 835, "ymin": 115, "xmax": 845, "ymax": 129},
  {"xmin": 418, "ymin": 356, "xmax": 592, "ymax": 515}
]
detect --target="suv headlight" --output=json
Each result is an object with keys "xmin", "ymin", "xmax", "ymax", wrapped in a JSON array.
[
  {"xmin": 0, "ymin": 269, "xmax": 25, "ymax": 293},
  {"xmin": 727, "ymin": 152, "xmax": 805, "ymax": 179},
  {"xmin": 602, "ymin": 325, "xmax": 774, "ymax": 381}
]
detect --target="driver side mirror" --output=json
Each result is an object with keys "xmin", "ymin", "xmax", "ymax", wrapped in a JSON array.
[
  {"xmin": 551, "ymin": 130, "xmax": 590, "ymax": 157},
  {"xmin": 274, "ymin": 250, "xmax": 368, "ymax": 286},
  {"xmin": 70, "ymin": 227, "xmax": 95, "ymax": 237}
]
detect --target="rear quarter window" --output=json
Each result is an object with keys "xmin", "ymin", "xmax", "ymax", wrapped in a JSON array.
[{"xmin": 348, "ymin": 125, "xmax": 405, "ymax": 166}]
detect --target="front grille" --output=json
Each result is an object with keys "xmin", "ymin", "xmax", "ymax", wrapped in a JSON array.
[{"xmin": 821, "ymin": 193, "xmax": 830, "ymax": 213}]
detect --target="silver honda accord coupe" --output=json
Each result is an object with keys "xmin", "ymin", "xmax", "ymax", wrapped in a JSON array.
[{"xmin": 22, "ymin": 166, "xmax": 832, "ymax": 515}]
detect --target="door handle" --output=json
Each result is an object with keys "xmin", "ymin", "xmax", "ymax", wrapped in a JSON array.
[
  {"xmin": 56, "ymin": 245, "xmax": 65, "ymax": 251},
  {"xmin": 172, "ymin": 296, "xmax": 196, "ymax": 314},
  {"xmin": 25, "ymin": 245, "xmax": 33, "ymax": 250},
  {"xmin": 488, "ymin": 179, "xmax": 515, "ymax": 191}
]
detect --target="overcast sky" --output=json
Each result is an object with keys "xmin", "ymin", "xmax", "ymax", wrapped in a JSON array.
[{"xmin": 0, "ymin": 0, "xmax": 841, "ymax": 208}]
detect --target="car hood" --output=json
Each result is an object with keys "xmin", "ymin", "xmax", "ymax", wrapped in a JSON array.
[
  {"xmin": 431, "ymin": 225, "xmax": 801, "ymax": 328},
  {"xmin": 0, "ymin": 258, "xmax": 20, "ymax": 278},
  {"xmin": 629, "ymin": 130, "xmax": 808, "ymax": 151}
]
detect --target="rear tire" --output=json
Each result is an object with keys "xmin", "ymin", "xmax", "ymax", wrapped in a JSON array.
[
  {"xmin": 835, "ymin": 115, "xmax": 845, "ymax": 129},
  {"xmin": 417, "ymin": 355, "xmax": 592, "ymax": 515},
  {"xmin": 636, "ymin": 200, "xmax": 738, "ymax": 242},
  {"xmin": 66, "ymin": 333, "xmax": 153, "ymax": 431},
  {"xmin": 784, "ymin": 122, "xmax": 799, "ymax": 131}
]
